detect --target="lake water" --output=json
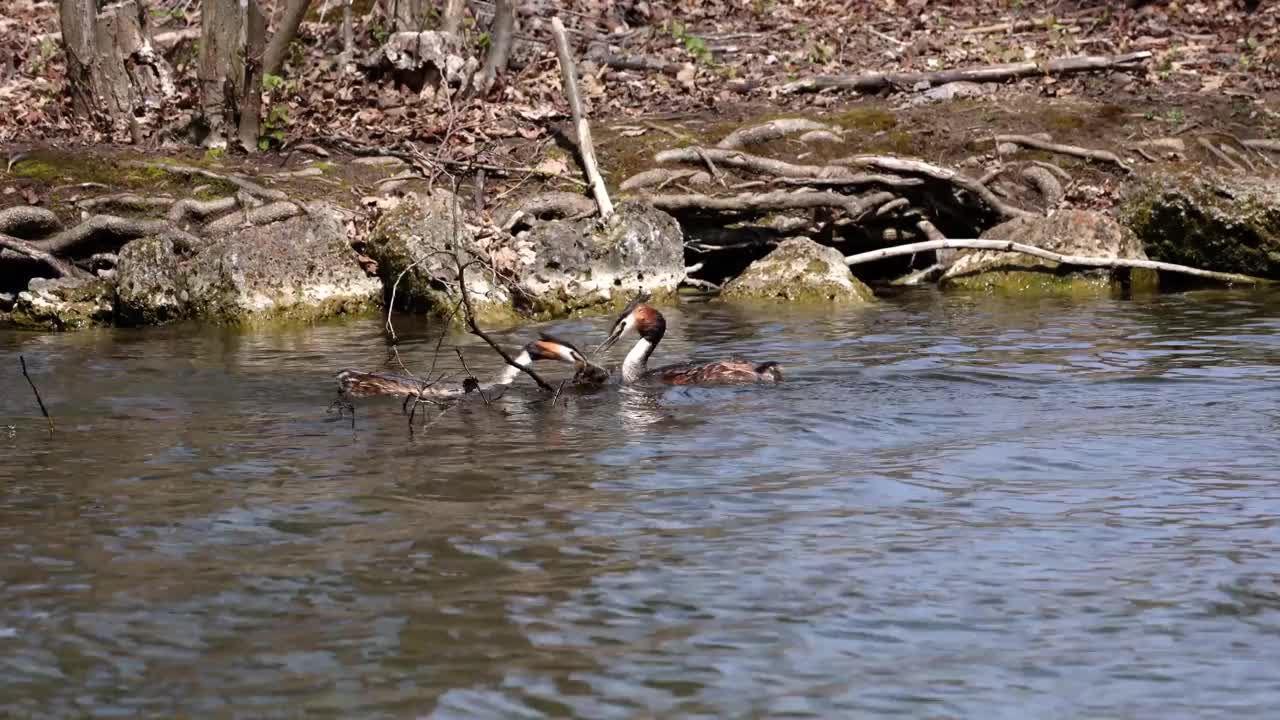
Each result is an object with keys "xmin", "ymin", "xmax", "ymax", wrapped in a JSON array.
[{"xmin": 2, "ymin": 289, "xmax": 1279, "ymax": 718}]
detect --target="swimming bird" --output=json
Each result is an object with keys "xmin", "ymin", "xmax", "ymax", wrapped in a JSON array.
[
  {"xmin": 596, "ymin": 296, "xmax": 783, "ymax": 385},
  {"xmin": 337, "ymin": 334, "xmax": 608, "ymax": 400}
]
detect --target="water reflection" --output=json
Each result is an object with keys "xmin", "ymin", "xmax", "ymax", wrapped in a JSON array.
[{"xmin": 2, "ymin": 288, "xmax": 1279, "ymax": 716}]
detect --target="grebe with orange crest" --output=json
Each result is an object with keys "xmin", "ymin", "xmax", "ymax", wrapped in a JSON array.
[{"xmin": 596, "ymin": 294, "xmax": 783, "ymax": 385}]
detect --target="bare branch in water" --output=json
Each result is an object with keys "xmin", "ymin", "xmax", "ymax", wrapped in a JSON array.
[
  {"xmin": 19, "ymin": 356, "xmax": 53, "ymax": 434},
  {"xmin": 454, "ymin": 257, "xmax": 555, "ymax": 392}
]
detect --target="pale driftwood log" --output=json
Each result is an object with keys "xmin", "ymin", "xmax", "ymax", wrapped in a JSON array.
[
  {"xmin": 780, "ymin": 51, "xmax": 1151, "ymax": 94},
  {"xmin": 644, "ymin": 189, "xmax": 895, "ymax": 219},
  {"xmin": 844, "ymin": 239, "xmax": 1271, "ymax": 285},
  {"xmin": 470, "ymin": 0, "xmax": 513, "ymax": 96},
  {"xmin": 717, "ymin": 119, "xmax": 838, "ymax": 150},
  {"xmin": 263, "ymin": 0, "xmax": 313, "ymax": 78},
  {"xmin": 203, "ymin": 201, "xmax": 303, "ymax": 234},
  {"xmin": 0, "ymin": 206, "xmax": 63, "ymax": 237},
  {"xmin": 834, "ymin": 155, "xmax": 1032, "ymax": 220},
  {"xmin": 0, "ymin": 232, "xmax": 88, "ymax": 279},
  {"xmin": 550, "ymin": 17, "xmax": 613, "ymax": 218},
  {"xmin": 994, "ymin": 134, "xmax": 1132, "ymax": 173}
]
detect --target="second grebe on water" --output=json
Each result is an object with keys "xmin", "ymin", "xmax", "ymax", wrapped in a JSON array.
[
  {"xmin": 337, "ymin": 334, "xmax": 607, "ymax": 399},
  {"xmin": 596, "ymin": 296, "xmax": 783, "ymax": 385}
]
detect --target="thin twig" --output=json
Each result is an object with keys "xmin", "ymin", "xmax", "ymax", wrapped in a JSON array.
[
  {"xmin": 19, "ymin": 356, "xmax": 53, "ymax": 434},
  {"xmin": 455, "ymin": 258, "xmax": 555, "ymax": 392}
]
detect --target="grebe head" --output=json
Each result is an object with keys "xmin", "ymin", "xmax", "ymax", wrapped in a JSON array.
[
  {"xmin": 597, "ymin": 294, "xmax": 665, "ymax": 354},
  {"xmin": 530, "ymin": 334, "xmax": 610, "ymax": 384}
]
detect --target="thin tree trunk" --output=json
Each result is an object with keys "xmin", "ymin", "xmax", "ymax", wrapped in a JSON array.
[
  {"xmin": 263, "ymin": 0, "xmax": 313, "ymax": 78},
  {"xmin": 441, "ymin": 0, "xmax": 465, "ymax": 33},
  {"xmin": 239, "ymin": 0, "xmax": 267, "ymax": 152},
  {"xmin": 470, "ymin": 0, "xmax": 513, "ymax": 96}
]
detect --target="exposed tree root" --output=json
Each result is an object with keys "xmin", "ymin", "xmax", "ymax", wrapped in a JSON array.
[
  {"xmin": 778, "ymin": 51, "xmax": 1151, "ymax": 94},
  {"xmin": 844, "ymin": 239, "xmax": 1270, "ymax": 285},
  {"xmin": 994, "ymin": 134, "xmax": 1132, "ymax": 173},
  {"xmin": 125, "ymin": 161, "xmax": 289, "ymax": 201},
  {"xmin": 717, "ymin": 119, "xmax": 839, "ymax": 150},
  {"xmin": 32, "ymin": 215, "xmax": 179, "ymax": 255},
  {"xmin": 1020, "ymin": 165, "xmax": 1066, "ymax": 206},
  {"xmin": 833, "ymin": 155, "xmax": 1032, "ymax": 220},
  {"xmin": 0, "ymin": 232, "xmax": 88, "ymax": 279},
  {"xmin": 644, "ymin": 189, "xmax": 896, "ymax": 220},
  {"xmin": 77, "ymin": 194, "xmax": 177, "ymax": 213},
  {"xmin": 619, "ymin": 168, "xmax": 712, "ymax": 192},
  {"xmin": 203, "ymin": 202, "xmax": 303, "ymax": 234},
  {"xmin": 500, "ymin": 192, "xmax": 597, "ymax": 231},
  {"xmin": 0, "ymin": 206, "xmax": 63, "ymax": 238},
  {"xmin": 168, "ymin": 196, "xmax": 241, "ymax": 224}
]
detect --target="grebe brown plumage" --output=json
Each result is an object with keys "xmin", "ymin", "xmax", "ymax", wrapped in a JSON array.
[
  {"xmin": 336, "ymin": 334, "xmax": 608, "ymax": 399},
  {"xmin": 596, "ymin": 296, "xmax": 783, "ymax": 385}
]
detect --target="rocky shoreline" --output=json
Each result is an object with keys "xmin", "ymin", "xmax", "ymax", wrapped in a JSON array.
[{"xmin": 2, "ymin": 95, "xmax": 1277, "ymax": 332}]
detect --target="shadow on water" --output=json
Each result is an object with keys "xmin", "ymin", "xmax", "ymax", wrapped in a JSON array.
[{"xmin": 1, "ymin": 287, "xmax": 1279, "ymax": 717}]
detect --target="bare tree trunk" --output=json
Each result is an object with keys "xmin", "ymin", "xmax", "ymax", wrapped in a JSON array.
[
  {"xmin": 470, "ymin": 0, "xmax": 513, "ymax": 96},
  {"xmin": 441, "ymin": 0, "xmax": 465, "ymax": 33},
  {"xmin": 391, "ymin": 0, "xmax": 430, "ymax": 32},
  {"xmin": 263, "ymin": 0, "xmax": 313, "ymax": 78},
  {"xmin": 340, "ymin": 0, "xmax": 354, "ymax": 67},
  {"xmin": 58, "ymin": 0, "xmax": 175, "ymax": 139},
  {"xmin": 199, "ymin": 0, "xmax": 266, "ymax": 150},
  {"xmin": 239, "ymin": 0, "xmax": 267, "ymax": 152}
]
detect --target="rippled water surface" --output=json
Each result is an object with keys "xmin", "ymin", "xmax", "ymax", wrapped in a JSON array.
[{"xmin": 2, "ymin": 289, "xmax": 1279, "ymax": 718}]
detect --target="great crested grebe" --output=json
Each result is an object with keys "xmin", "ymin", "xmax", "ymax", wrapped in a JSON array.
[
  {"xmin": 337, "ymin": 334, "xmax": 607, "ymax": 399},
  {"xmin": 596, "ymin": 296, "xmax": 783, "ymax": 385}
]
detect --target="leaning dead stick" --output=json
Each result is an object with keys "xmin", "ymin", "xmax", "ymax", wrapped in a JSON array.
[
  {"xmin": 550, "ymin": 16, "xmax": 614, "ymax": 218},
  {"xmin": 844, "ymin": 239, "xmax": 1271, "ymax": 285},
  {"xmin": 454, "ymin": 257, "xmax": 556, "ymax": 392},
  {"xmin": 19, "ymin": 356, "xmax": 53, "ymax": 434}
]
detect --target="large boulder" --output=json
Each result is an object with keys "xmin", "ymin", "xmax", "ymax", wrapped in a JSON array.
[
  {"xmin": 1124, "ymin": 174, "xmax": 1280, "ymax": 280},
  {"xmin": 10, "ymin": 276, "xmax": 114, "ymax": 330},
  {"xmin": 722, "ymin": 237, "xmax": 875, "ymax": 303},
  {"xmin": 941, "ymin": 210, "xmax": 1157, "ymax": 294},
  {"xmin": 366, "ymin": 191, "xmax": 685, "ymax": 324},
  {"xmin": 115, "ymin": 204, "xmax": 380, "ymax": 325}
]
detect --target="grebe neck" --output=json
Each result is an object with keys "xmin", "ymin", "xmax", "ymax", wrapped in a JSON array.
[
  {"xmin": 622, "ymin": 337, "xmax": 655, "ymax": 383},
  {"xmin": 494, "ymin": 350, "xmax": 533, "ymax": 385}
]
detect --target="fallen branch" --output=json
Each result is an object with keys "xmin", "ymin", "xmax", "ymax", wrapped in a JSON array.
[
  {"xmin": 602, "ymin": 55, "xmax": 686, "ymax": 76},
  {"xmin": 0, "ymin": 206, "xmax": 63, "ymax": 237},
  {"xmin": 203, "ymin": 201, "xmax": 303, "ymax": 234},
  {"xmin": 19, "ymin": 356, "xmax": 53, "ymax": 434},
  {"xmin": 1196, "ymin": 137, "xmax": 1246, "ymax": 173},
  {"xmin": 779, "ymin": 51, "xmax": 1151, "ymax": 94},
  {"xmin": 717, "ymin": 119, "xmax": 838, "ymax": 150},
  {"xmin": 0, "ymin": 233, "xmax": 89, "ymax": 278},
  {"xmin": 456, "ymin": 258, "xmax": 555, "ymax": 392},
  {"xmin": 994, "ymin": 134, "xmax": 1132, "ymax": 173},
  {"xmin": 844, "ymin": 239, "xmax": 1271, "ymax": 285},
  {"xmin": 550, "ymin": 17, "xmax": 613, "ymax": 218},
  {"xmin": 644, "ymin": 189, "xmax": 894, "ymax": 219},
  {"xmin": 834, "ymin": 155, "xmax": 1033, "ymax": 220},
  {"xmin": 1242, "ymin": 139, "xmax": 1280, "ymax": 153}
]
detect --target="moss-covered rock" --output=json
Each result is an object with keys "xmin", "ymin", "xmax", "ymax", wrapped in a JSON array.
[
  {"xmin": 114, "ymin": 204, "xmax": 380, "ymax": 326},
  {"xmin": 722, "ymin": 237, "xmax": 876, "ymax": 304},
  {"xmin": 10, "ymin": 276, "xmax": 115, "ymax": 330},
  {"xmin": 364, "ymin": 189, "xmax": 516, "ymax": 326},
  {"xmin": 941, "ymin": 210, "xmax": 1156, "ymax": 295},
  {"xmin": 515, "ymin": 201, "xmax": 685, "ymax": 317},
  {"xmin": 366, "ymin": 192, "xmax": 685, "ymax": 325},
  {"xmin": 1123, "ymin": 174, "xmax": 1280, "ymax": 280}
]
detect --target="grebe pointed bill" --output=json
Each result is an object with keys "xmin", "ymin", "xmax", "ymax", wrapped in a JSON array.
[{"xmin": 596, "ymin": 299, "xmax": 783, "ymax": 386}]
